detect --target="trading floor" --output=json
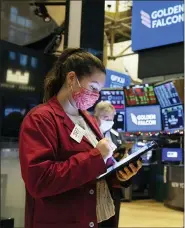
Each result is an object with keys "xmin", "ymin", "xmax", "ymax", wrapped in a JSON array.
[{"xmin": 119, "ymin": 200, "xmax": 184, "ymax": 228}]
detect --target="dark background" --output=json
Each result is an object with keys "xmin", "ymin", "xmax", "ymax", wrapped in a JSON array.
[{"xmin": 138, "ymin": 42, "xmax": 184, "ymax": 79}]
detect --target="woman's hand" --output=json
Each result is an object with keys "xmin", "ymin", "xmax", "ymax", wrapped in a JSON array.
[
  {"xmin": 113, "ymin": 149, "xmax": 128, "ymax": 162},
  {"xmin": 116, "ymin": 160, "xmax": 142, "ymax": 182}
]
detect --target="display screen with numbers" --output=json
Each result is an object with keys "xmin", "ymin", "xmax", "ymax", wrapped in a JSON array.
[
  {"xmin": 100, "ymin": 89, "xmax": 125, "ymax": 110},
  {"xmin": 154, "ymin": 81, "xmax": 182, "ymax": 108},
  {"xmin": 124, "ymin": 84, "xmax": 157, "ymax": 107}
]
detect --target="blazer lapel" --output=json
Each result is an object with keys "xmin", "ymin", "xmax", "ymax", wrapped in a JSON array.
[
  {"xmin": 80, "ymin": 110, "xmax": 103, "ymax": 141},
  {"xmin": 48, "ymin": 97, "xmax": 102, "ymax": 146}
]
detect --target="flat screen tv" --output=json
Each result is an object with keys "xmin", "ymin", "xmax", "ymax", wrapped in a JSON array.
[
  {"xmin": 126, "ymin": 105, "xmax": 162, "ymax": 132},
  {"xmin": 100, "ymin": 89, "xmax": 125, "ymax": 110},
  {"xmin": 161, "ymin": 105, "xmax": 184, "ymax": 132},
  {"xmin": 154, "ymin": 81, "xmax": 182, "ymax": 108},
  {"xmin": 124, "ymin": 84, "xmax": 157, "ymax": 106}
]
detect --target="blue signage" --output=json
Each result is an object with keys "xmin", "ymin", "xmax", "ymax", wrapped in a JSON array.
[
  {"xmin": 105, "ymin": 69, "xmax": 131, "ymax": 88},
  {"xmin": 162, "ymin": 148, "xmax": 182, "ymax": 162},
  {"xmin": 126, "ymin": 105, "xmax": 162, "ymax": 132},
  {"xmin": 132, "ymin": 1, "xmax": 184, "ymax": 51}
]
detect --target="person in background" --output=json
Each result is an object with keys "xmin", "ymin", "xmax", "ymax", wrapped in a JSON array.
[
  {"xmin": 19, "ymin": 48, "xmax": 142, "ymax": 228},
  {"xmin": 94, "ymin": 101, "xmax": 135, "ymax": 228}
]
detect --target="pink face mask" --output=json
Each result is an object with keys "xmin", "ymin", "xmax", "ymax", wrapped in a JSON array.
[{"xmin": 72, "ymin": 79, "xmax": 100, "ymax": 110}]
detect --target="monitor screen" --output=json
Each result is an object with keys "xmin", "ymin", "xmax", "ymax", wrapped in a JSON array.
[
  {"xmin": 162, "ymin": 148, "xmax": 182, "ymax": 162},
  {"xmin": 124, "ymin": 84, "xmax": 157, "ymax": 106},
  {"xmin": 161, "ymin": 105, "xmax": 184, "ymax": 132},
  {"xmin": 126, "ymin": 105, "xmax": 162, "ymax": 132},
  {"xmin": 100, "ymin": 89, "xmax": 125, "ymax": 110},
  {"xmin": 154, "ymin": 81, "xmax": 182, "ymax": 108},
  {"xmin": 113, "ymin": 109, "xmax": 125, "ymax": 132}
]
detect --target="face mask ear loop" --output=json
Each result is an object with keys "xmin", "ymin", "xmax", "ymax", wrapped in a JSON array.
[
  {"xmin": 76, "ymin": 77, "xmax": 81, "ymax": 88},
  {"xmin": 70, "ymin": 84, "xmax": 73, "ymax": 93}
]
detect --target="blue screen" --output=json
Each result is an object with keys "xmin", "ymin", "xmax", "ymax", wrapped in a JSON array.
[
  {"xmin": 126, "ymin": 105, "xmax": 162, "ymax": 132},
  {"xmin": 154, "ymin": 82, "xmax": 182, "ymax": 108},
  {"xmin": 100, "ymin": 89, "xmax": 125, "ymax": 110},
  {"xmin": 132, "ymin": 0, "xmax": 184, "ymax": 51},
  {"xmin": 162, "ymin": 148, "xmax": 182, "ymax": 162},
  {"xmin": 9, "ymin": 51, "xmax": 16, "ymax": 60},
  {"xmin": 105, "ymin": 69, "xmax": 131, "ymax": 88},
  {"xmin": 19, "ymin": 54, "xmax": 28, "ymax": 66},
  {"xmin": 162, "ymin": 105, "xmax": 184, "ymax": 132}
]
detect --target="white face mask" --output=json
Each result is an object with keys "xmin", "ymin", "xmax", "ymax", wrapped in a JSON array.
[{"xmin": 99, "ymin": 119, "xmax": 114, "ymax": 133}]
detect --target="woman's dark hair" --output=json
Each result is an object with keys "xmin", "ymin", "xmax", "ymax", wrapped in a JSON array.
[{"xmin": 43, "ymin": 48, "xmax": 106, "ymax": 102}]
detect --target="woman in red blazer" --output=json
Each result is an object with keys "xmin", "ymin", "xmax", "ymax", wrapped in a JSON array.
[{"xmin": 19, "ymin": 48, "xmax": 142, "ymax": 228}]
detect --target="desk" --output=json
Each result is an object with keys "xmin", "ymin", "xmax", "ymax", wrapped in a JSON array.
[{"xmin": 164, "ymin": 165, "xmax": 184, "ymax": 211}]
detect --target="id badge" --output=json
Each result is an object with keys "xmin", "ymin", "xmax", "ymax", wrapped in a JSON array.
[{"xmin": 70, "ymin": 124, "xmax": 85, "ymax": 143}]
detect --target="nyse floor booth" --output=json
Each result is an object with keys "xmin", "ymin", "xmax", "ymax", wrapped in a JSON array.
[
  {"xmin": 97, "ymin": 79, "xmax": 184, "ymax": 207},
  {"xmin": 129, "ymin": 0, "xmax": 184, "ymax": 207}
]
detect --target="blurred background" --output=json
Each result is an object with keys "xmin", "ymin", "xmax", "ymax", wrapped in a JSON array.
[{"xmin": 0, "ymin": 0, "xmax": 184, "ymax": 227}]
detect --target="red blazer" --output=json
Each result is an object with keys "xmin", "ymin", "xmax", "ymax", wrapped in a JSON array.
[{"xmin": 19, "ymin": 96, "xmax": 121, "ymax": 228}]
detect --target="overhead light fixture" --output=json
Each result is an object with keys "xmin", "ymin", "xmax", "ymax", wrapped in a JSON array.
[{"xmin": 31, "ymin": 3, "xmax": 51, "ymax": 23}]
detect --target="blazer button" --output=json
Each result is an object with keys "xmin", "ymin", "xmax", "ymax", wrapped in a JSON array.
[
  {"xmin": 89, "ymin": 222, "xmax": 94, "ymax": 227},
  {"xmin": 89, "ymin": 189, "xmax": 94, "ymax": 195}
]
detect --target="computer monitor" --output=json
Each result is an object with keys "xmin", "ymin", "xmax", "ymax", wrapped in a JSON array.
[
  {"xmin": 161, "ymin": 105, "xmax": 184, "ymax": 132},
  {"xmin": 100, "ymin": 89, "xmax": 125, "ymax": 110},
  {"xmin": 154, "ymin": 81, "xmax": 182, "ymax": 108},
  {"xmin": 126, "ymin": 105, "xmax": 162, "ymax": 132},
  {"xmin": 124, "ymin": 84, "xmax": 157, "ymax": 106},
  {"xmin": 162, "ymin": 148, "xmax": 182, "ymax": 162}
]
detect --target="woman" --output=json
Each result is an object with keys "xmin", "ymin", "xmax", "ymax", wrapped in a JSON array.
[
  {"xmin": 19, "ymin": 48, "xmax": 142, "ymax": 228},
  {"xmin": 94, "ymin": 101, "xmax": 132, "ymax": 228}
]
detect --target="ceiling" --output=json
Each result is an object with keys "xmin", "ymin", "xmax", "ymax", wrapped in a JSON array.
[
  {"xmin": 0, "ymin": 2, "xmax": 59, "ymax": 46},
  {"xmin": 0, "ymin": 1, "xmax": 132, "ymax": 53},
  {"xmin": 104, "ymin": 1, "xmax": 132, "ymax": 44}
]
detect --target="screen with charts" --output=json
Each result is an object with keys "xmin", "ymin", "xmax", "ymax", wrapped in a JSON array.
[
  {"xmin": 124, "ymin": 84, "xmax": 157, "ymax": 106},
  {"xmin": 100, "ymin": 89, "xmax": 125, "ymax": 110},
  {"xmin": 154, "ymin": 82, "xmax": 182, "ymax": 108},
  {"xmin": 161, "ymin": 105, "xmax": 184, "ymax": 132},
  {"xmin": 162, "ymin": 148, "xmax": 182, "ymax": 162}
]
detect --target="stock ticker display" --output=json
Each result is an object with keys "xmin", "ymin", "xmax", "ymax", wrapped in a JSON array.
[
  {"xmin": 154, "ymin": 81, "xmax": 182, "ymax": 108},
  {"xmin": 124, "ymin": 84, "xmax": 157, "ymax": 106}
]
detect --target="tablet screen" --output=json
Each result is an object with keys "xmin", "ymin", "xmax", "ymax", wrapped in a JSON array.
[{"xmin": 97, "ymin": 141, "xmax": 157, "ymax": 179}]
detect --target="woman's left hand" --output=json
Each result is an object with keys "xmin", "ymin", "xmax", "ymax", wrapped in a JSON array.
[{"xmin": 116, "ymin": 160, "xmax": 142, "ymax": 182}]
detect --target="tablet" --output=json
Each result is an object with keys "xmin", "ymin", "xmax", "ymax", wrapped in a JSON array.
[{"xmin": 97, "ymin": 141, "xmax": 158, "ymax": 179}]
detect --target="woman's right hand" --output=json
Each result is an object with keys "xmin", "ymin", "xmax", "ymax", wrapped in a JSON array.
[{"xmin": 96, "ymin": 138, "xmax": 113, "ymax": 163}]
